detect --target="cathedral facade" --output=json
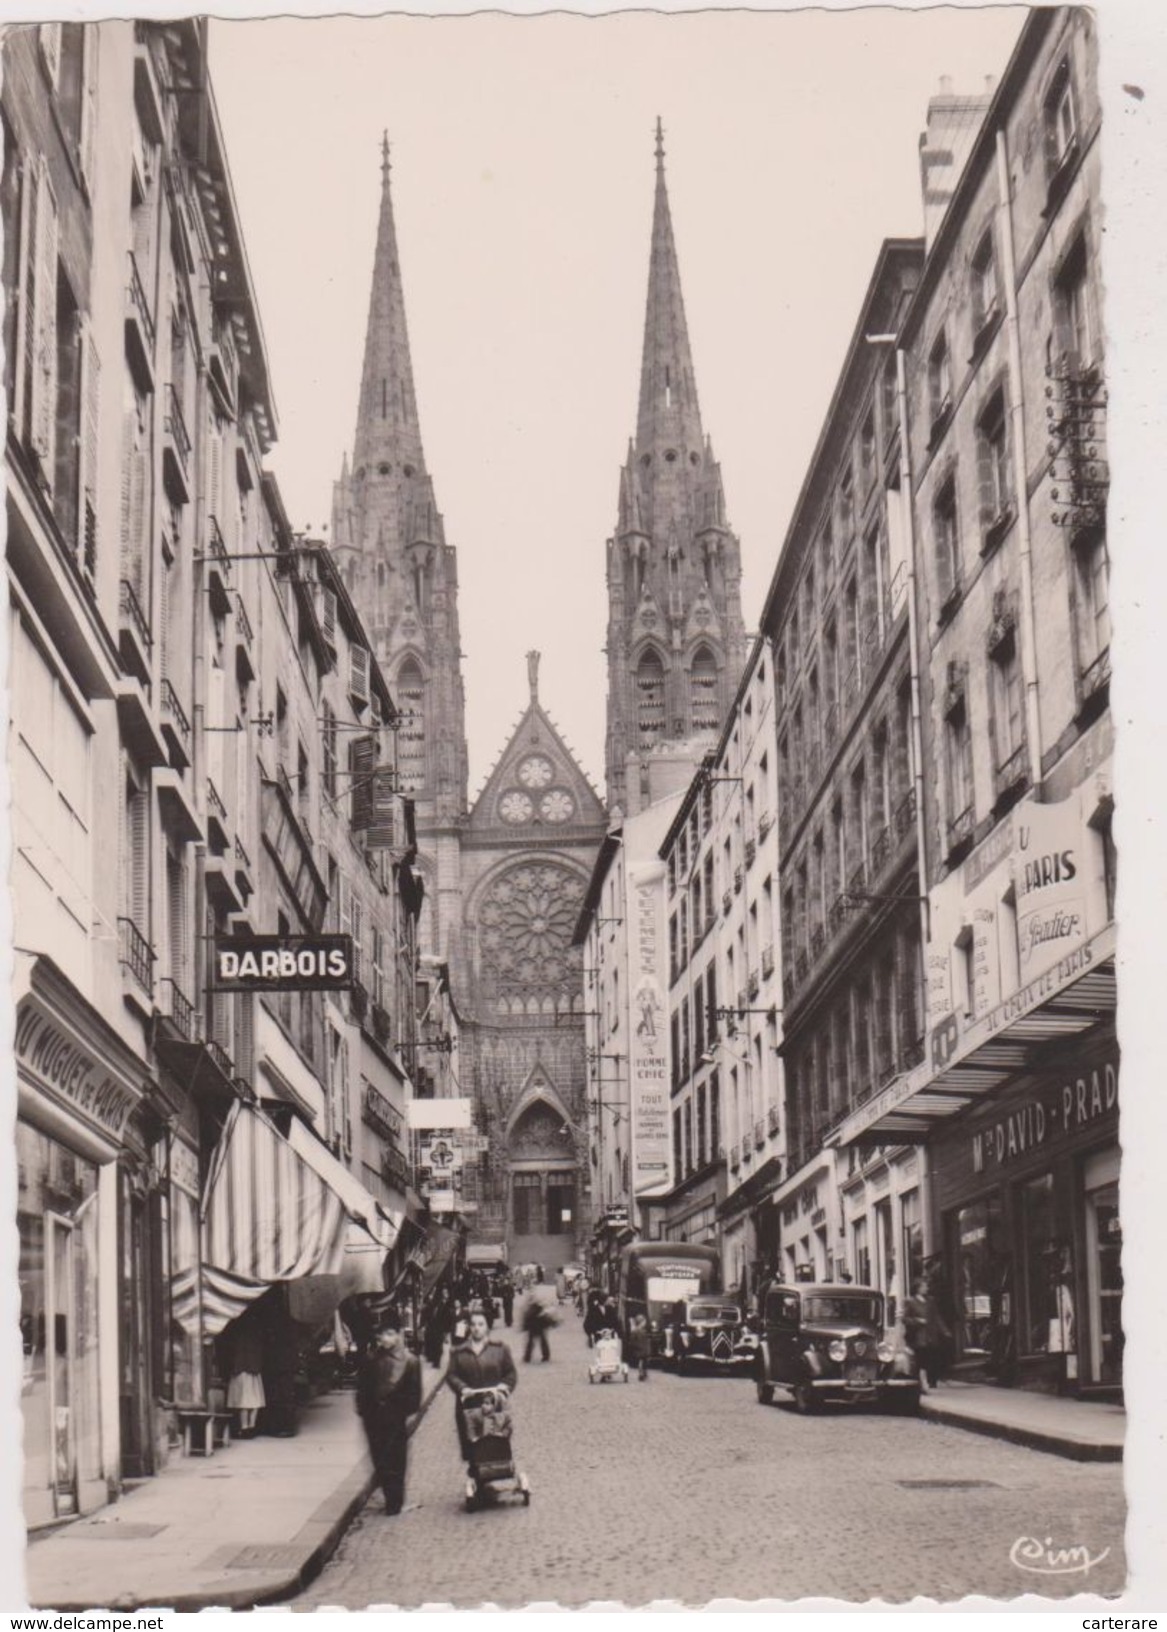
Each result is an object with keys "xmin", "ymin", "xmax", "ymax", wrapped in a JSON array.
[{"xmin": 331, "ymin": 128, "xmax": 744, "ymax": 1267}]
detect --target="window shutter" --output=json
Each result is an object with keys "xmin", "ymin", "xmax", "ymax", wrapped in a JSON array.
[
  {"xmin": 31, "ymin": 162, "xmax": 59, "ymax": 476},
  {"xmin": 351, "ymin": 897, "xmax": 364, "ymax": 985},
  {"xmin": 338, "ymin": 872, "xmax": 352, "ymax": 940},
  {"xmin": 77, "ymin": 322, "xmax": 100, "ymax": 577},
  {"xmin": 349, "ymin": 732, "xmax": 377, "ymax": 828},
  {"xmin": 342, "ymin": 1043, "xmax": 353, "ymax": 1157},
  {"xmin": 130, "ymin": 781, "xmax": 149, "ymax": 936},
  {"xmin": 976, "ymin": 427, "xmax": 997, "ymax": 532},
  {"xmin": 209, "ymin": 417, "xmax": 222, "ymax": 524},
  {"xmin": 12, "ymin": 156, "xmax": 32, "ymax": 437},
  {"xmin": 79, "ymin": 27, "xmax": 98, "ymax": 195}
]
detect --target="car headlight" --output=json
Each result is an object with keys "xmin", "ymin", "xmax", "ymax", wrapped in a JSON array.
[
  {"xmin": 828, "ymin": 1339, "xmax": 847, "ymax": 1363},
  {"xmin": 877, "ymin": 1341, "xmax": 896, "ymax": 1364}
]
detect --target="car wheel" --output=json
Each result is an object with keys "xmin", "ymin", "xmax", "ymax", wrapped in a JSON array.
[
  {"xmin": 794, "ymin": 1381, "xmax": 819, "ymax": 1415},
  {"xmin": 756, "ymin": 1375, "xmax": 774, "ymax": 1406}
]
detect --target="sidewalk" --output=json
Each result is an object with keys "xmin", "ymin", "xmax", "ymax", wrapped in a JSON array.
[
  {"xmin": 23, "ymin": 1361, "xmax": 447, "ymax": 1612},
  {"xmin": 919, "ymin": 1378, "xmax": 1124, "ymax": 1462}
]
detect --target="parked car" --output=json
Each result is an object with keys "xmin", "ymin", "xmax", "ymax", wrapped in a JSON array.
[
  {"xmin": 663, "ymin": 1296, "xmax": 758, "ymax": 1374},
  {"xmin": 754, "ymin": 1281, "xmax": 921, "ymax": 1413}
]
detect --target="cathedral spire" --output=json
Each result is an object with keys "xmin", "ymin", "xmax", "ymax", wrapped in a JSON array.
[
  {"xmin": 636, "ymin": 117, "xmax": 703, "ymax": 457},
  {"xmin": 352, "ymin": 135, "xmax": 426, "ymax": 479}
]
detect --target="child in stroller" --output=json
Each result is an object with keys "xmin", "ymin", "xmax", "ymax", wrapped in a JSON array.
[
  {"xmin": 459, "ymin": 1385, "xmax": 530, "ymax": 1509},
  {"xmin": 588, "ymin": 1327, "xmax": 630, "ymax": 1384}
]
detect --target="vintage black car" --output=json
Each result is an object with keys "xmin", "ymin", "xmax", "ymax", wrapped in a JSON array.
[
  {"xmin": 754, "ymin": 1282, "xmax": 921, "ymax": 1412},
  {"xmin": 662, "ymin": 1296, "xmax": 759, "ymax": 1373}
]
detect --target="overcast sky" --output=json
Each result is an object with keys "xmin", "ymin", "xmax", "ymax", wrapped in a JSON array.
[{"xmin": 209, "ymin": 7, "xmax": 1025, "ymax": 796}]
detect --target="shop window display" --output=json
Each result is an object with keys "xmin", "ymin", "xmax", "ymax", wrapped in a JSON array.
[
  {"xmin": 1019, "ymin": 1172, "xmax": 1062, "ymax": 1356},
  {"xmin": 18, "ymin": 1121, "xmax": 103, "ymax": 1523},
  {"xmin": 953, "ymin": 1194, "xmax": 1004, "ymax": 1360}
]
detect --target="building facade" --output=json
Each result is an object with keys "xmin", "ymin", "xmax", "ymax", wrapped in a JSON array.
[
  {"xmin": 573, "ymin": 792, "xmax": 683, "ymax": 1285},
  {"xmin": 5, "ymin": 20, "xmax": 423, "ymax": 1527},
  {"xmin": 759, "ymin": 240, "xmax": 929, "ymax": 1318},
  {"xmin": 839, "ymin": 7, "xmax": 1117, "ymax": 1397}
]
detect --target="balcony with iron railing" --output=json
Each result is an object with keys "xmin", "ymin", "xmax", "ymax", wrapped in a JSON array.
[
  {"xmin": 206, "ymin": 776, "xmax": 230, "ymax": 853},
  {"xmin": 754, "ymin": 1117, "xmax": 766, "ymax": 1150},
  {"xmin": 993, "ymin": 743, "xmax": 1029, "ymax": 810},
  {"xmin": 206, "ymin": 516, "xmax": 232, "ymax": 617},
  {"xmin": 947, "ymin": 803, "xmax": 975, "ymax": 858},
  {"xmin": 745, "ymin": 837, "xmax": 757, "ymax": 868},
  {"xmin": 761, "ymin": 944, "xmax": 774, "ymax": 980},
  {"xmin": 767, "ymin": 1103, "xmax": 781, "ymax": 1137},
  {"xmin": 125, "ymin": 251, "xmax": 155, "ymax": 388},
  {"xmin": 118, "ymin": 579, "xmax": 153, "ymax": 686},
  {"xmin": 868, "ymin": 822, "xmax": 891, "ymax": 881},
  {"xmin": 118, "ymin": 916, "xmax": 155, "ymax": 1000},
  {"xmin": 235, "ymin": 593, "xmax": 255, "ymax": 684},
  {"xmin": 159, "ymin": 677, "xmax": 191, "ymax": 769},
  {"xmin": 162, "ymin": 383, "xmax": 191, "ymax": 502},
  {"xmin": 159, "ymin": 975, "xmax": 195, "ymax": 1041}
]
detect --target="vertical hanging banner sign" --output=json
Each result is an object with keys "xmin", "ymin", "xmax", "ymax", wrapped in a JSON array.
[{"xmin": 627, "ymin": 860, "xmax": 671, "ymax": 1194}]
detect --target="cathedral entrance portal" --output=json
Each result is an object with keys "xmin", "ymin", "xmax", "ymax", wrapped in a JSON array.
[{"xmin": 508, "ymin": 1102, "xmax": 578, "ymax": 1272}]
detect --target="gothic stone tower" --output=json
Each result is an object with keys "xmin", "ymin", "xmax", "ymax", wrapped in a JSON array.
[
  {"xmin": 331, "ymin": 139, "xmax": 469, "ymax": 964},
  {"xmin": 605, "ymin": 123, "xmax": 748, "ymax": 815}
]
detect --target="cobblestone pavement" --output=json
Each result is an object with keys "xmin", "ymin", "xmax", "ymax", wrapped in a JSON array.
[{"xmin": 292, "ymin": 1308, "xmax": 1126, "ymax": 1608}]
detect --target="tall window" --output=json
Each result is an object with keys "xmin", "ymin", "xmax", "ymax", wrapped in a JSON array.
[
  {"xmin": 928, "ymin": 330, "xmax": 952, "ymax": 430},
  {"xmin": 1074, "ymin": 534, "xmax": 1111, "ymax": 687},
  {"xmin": 1054, "ymin": 234, "xmax": 1098, "ymax": 373},
  {"xmin": 689, "ymin": 645, "xmax": 719, "ymax": 733},
  {"xmin": 396, "ymin": 657, "xmax": 426, "ymax": 792},
  {"xmin": 970, "ymin": 229, "xmax": 1000, "ymax": 336},
  {"xmin": 321, "ymin": 701, "xmax": 337, "ymax": 799},
  {"xmin": 1044, "ymin": 61, "xmax": 1079, "ymax": 177},
  {"xmin": 934, "ymin": 476, "xmax": 961, "ymax": 610},
  {"xmin": 944, "ymin": 678, "xmax": 975, "ymax": 848},
  {"xmin": 989, "ymin": 606, "xmax": 1025, "ymax": 787},
  {"xmin": 977, "ymin": 390, "xmax": 1012, "ymax": 539},
  {"xmin": 636, "ymin": 648, "xmax": 666, "ymax": 745}
]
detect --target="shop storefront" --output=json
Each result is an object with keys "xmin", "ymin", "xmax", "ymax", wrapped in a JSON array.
[
  {"xmin": 15, "ymin": 956, "xmax": 153, "ymax": 1526},
  {"xmin": 839, "ymin": 1146, "xmax": 928, "ymax": 1333},
  {"xmin": 772, "ymin": 1153, "xmax": 845, "ymax": 1287},
  {"xmin": 929, "ymin": 1032, "xmax": 1120, "ymax": 1396}
]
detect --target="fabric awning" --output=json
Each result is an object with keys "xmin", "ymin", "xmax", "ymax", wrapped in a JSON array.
[
  {"xmin": 172, "ymin": 1103, "xmax": 352, "ymax": 1336},
  {"xmin": 284, "ymin": 1117, "xmax": 398, "ymax": 1246}
]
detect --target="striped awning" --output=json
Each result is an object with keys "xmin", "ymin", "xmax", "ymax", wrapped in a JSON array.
[{"xmin": 172, "ymin": 1103, "xmax": 351, "ymax": 1337}]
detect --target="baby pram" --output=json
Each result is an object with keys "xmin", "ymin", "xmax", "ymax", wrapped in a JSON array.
[
  {"xmin": 588, "ymin": 1328, "xmax": 629, "ymax": 1384},
  {"xmin": 460, "ymin": 1386, "xmax": 531, "ymax": 1510}
]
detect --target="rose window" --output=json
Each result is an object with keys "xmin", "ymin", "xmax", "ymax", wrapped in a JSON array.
[
  {"xmin": 499, "ymin": 790, "xmax": 534, "ymax": 824},
  {"xmin": 477, "ymin": 863, "xmax": 586, "ymax": 999},
  {"xmin": 539, "ymin": 789, "xmax": 575, "ymax": 823}
]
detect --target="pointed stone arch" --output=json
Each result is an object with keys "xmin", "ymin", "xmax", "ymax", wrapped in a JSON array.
[
  {"xmin": 395, "ymin": 652, "xmax": 427, "ymax": 794},
  {"xmin": 687, "ymin": 641, "xmax": 721, "ymax": 734},
  {"xmin": 633, "ymin": 642, "xmax": 668, "ymax": 748}
]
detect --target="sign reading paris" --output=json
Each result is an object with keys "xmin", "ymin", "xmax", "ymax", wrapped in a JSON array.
[{"xmin": 213, "ymin": 934, "xmax": 355, "ymax": 992}]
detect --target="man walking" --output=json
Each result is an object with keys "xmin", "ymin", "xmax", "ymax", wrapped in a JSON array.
[
  {"xmin": 356, "ymin": 1321, "xmax": 423, "ymax": 1515},
  {"xmin": 521, "ymin": 1290, "xmax": 556, "ymax": 1363}
]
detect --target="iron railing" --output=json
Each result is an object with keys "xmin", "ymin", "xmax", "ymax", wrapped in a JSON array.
[{"xmin": 118, "ymin": 917, "xmax": 155, "ymax": 996}]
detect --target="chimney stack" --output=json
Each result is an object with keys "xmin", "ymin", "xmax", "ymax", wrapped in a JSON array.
[{"xmin": 918, "ymin": 76, "xmax": 994, "ymax": 251}]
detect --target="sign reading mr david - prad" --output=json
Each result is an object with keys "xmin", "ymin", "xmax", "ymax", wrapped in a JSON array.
[{"xmin": 213, "ymin": 934, "xmax": 354, "ymax": 992}]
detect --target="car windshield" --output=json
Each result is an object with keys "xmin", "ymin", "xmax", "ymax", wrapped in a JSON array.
[
  {"xmin": 688, "ymin": 1302, "xmax": 740, "ymax": 1323},
  {"xmin": 801, "ymin": 1295, "xmax": 881, "ymax": 1325}
]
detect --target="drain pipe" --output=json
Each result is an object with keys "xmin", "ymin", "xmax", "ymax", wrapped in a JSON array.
[
  {"xmin": 894, "ymin": 346, "xmax": 932, "ymax": 952},
  {"xmin": 996, "ymin": 128, "xmax": 1043, "ymax": 788}
]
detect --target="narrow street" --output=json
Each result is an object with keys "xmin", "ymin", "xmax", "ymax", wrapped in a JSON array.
[{"xmin": 293, "ymin": 1305, "xmax": 1126, "ymax": 1608}]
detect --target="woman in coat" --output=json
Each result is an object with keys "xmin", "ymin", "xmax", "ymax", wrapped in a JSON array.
[
  {"xmin": 446, "ymin": 1307, "xmax": 518, "ymax": 1464},
  {"xmin": 356, "ymin": 1324, "xmax": 423, "ymax": 1514}
]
